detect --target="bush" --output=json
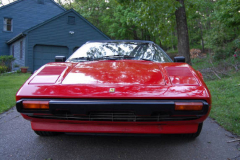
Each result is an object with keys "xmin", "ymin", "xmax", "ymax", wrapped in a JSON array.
[
  {"xmin": 13, "ymin": 63, "xmax": 20, "ymax": 68},
  {"xmin": 0, "ymin": 55, "xmax": 15, "ymax": 71},
  {"xmin": 233, "ymin": 38, "xmax": 240, "ymax": 48},
  {"xmin": 213, "ymin": 41, "xmax": 238, "ymax": 60},
  {"xmin": 0, "ymin": 65, "xmax": 8, "ymax": 73}
]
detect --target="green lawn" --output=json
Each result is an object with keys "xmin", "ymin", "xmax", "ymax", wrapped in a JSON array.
[
  {"xmin": 0, "ymin": 73, "xmax": 31, "ymax": 113},
  {"xmin": 205, "ymin": 75, "xmax": 240, "ymax": 135},
  {"xmin": 192, "ymin": 56, "xmax": 240, "ymax": 135}
]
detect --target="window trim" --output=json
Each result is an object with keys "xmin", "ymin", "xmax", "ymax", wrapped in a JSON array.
[
  {"xmin": 20, "ymin": 41, "xmax": 23, "ymax": 59},
  {"xmin": 12, "ymin": 45, "xmax": 14, "ymax": 57},
  {"xmin": 3, "ymin": 17, "xmax": 13, "ymax": 32}
]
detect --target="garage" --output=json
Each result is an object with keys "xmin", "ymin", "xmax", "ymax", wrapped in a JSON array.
[
  {"xmin": 33, "ymin": 45, "xmax": 68, "ymax": 71},
  {"xmin": 8, "ymin": 10, "xmax": 110, "ymax": 72}
]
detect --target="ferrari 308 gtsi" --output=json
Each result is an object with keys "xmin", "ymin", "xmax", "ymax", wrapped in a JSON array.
[{"xmin": 16, "ymin": 40, "xmax": 211, "ymax": 138}]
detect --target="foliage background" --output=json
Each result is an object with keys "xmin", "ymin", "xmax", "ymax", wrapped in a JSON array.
[{"xmin": 58, "ymin": 0, "xmax": 240, "ymax": 60}]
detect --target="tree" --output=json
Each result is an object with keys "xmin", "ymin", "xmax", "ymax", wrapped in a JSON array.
[
  {"xmin": 57, "ymin": 0, "xmax": 240, "ymax": 61},
  {"xmin": 185, "ymin": 0, "xmax": 214, "ymax": 53},
  {"xmin": 175, "ymin": 0, "xmax": 191, "ymax": 64},
  {"xmin": 117, "ymin": 0, "xmax": 192, "ymax": 64}
]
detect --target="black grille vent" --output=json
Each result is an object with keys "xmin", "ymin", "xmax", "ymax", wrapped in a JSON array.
[{"xmin": 31, "ymin": 112, "xmax": 198, "ymax": 122}]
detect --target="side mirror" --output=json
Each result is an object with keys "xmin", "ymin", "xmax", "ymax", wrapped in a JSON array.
[
  {"xmin": 55, "ymin": 56, "xmax": 66, "ymax": 62},
  {"xmin": 174, "ymin": 56, "xmax": 185, "ymax": 62}
]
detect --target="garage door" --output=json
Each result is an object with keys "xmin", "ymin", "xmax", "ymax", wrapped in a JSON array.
[{"xmin": 33, "ymin": 45, "xmax": 68, "ymax": 70}]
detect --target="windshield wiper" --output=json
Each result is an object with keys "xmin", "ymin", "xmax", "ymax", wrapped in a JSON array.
[
  {"xmin": 102, "ymin": 55, "xmax": 123, "ymax": 60},
  {"xmin": 69, "ymin": 57, "xmax": 96, "ymax": 62},
  {"xmin": 102, "ymin": 55, "xmax": 137, "ymax": 60},
  {"xmin": 140, "ymin": 58, "xmax": 153, "ymax": 61},
  {"xmin": 123, "ymin": 55, "xmax": 136, "ymax": 59}
]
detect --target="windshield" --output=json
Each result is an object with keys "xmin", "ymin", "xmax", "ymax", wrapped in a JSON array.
[{"xmin": 66, "ymin": 42, "xmax": 172, "ymax": 63}]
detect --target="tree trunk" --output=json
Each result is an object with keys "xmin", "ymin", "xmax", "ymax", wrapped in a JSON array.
[
  {"xmin": 175, "ymin": 0, "xmax": 191, "ymax": 65},
  {"xmin": 132, "ymin": 26, "xmax": 139, "ymax": 40}
]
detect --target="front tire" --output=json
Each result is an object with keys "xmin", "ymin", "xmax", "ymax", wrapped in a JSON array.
[{"xmin": 34, "ymin": 131, "xmax": 61, "ymax": 136}]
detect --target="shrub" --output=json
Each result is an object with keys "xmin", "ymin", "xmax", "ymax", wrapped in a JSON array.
[
  {"xmin": 0, "ymin": 65, "xmax": 8, "ymax": 73},
  {"xmin": 14, "ymin": 63, "xmax": 20, "ymax": 68},
  {"xmin": 233, "ymin": 38, "xmax": 240, "ymax": 48},
  {"xmin": 213, "ymin": 41, "xmax": 237, "ymax": 60},
  {"xmin": 0, "ymin": 55, "xmax": 15, "ymax": 71}
]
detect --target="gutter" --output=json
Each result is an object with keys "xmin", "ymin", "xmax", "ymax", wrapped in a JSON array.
[{"xmin": 6, "ymin": 33, "xmax": 26, "ymax": 44}]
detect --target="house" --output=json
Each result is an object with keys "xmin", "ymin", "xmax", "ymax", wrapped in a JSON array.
[
  {"xmin": 0, "ymin": 0, "xmax": 65, "ymax": 56},
  {"xmin": 1, "ymin": 0, "xmax": 110, "ymax": 72}
]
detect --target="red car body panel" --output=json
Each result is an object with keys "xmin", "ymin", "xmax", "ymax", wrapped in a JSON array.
[
  {"xmin": 31, "ymin": 120, "xmax": 199, "ymax": 134},
  {"xmin": 16, "ymin": 60, "xmax": 211, "ymax": 134}
]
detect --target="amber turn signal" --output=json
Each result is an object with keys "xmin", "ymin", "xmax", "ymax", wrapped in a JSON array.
[
  {"xmin": 175, "ymin": 102, "xmax": 203, "ymax": 111},
  {"xmin": 22, "ymin": 101, "xmax": 49, "ymax": 109}
]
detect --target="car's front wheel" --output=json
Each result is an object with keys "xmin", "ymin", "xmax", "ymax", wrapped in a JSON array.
[{"xmin": 34, "ymin": 131, "xmax": 61, "ymax": 136}]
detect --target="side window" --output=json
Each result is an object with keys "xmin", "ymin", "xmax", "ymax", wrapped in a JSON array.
[{"xmin": 3, "ymin": 18, "xmax": 13, "ymax": 32}]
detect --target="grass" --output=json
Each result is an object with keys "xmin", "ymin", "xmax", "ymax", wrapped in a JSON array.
[
  {"xmin": 192, "ymin": 55, "xmax": 240, "ymax": 80},
  {"xmin": 205, "ymin": 75, "xmax": 240, "ymax": 135},
  {"xmin": 192, "ymin": 56, "xmax": 240, "ymax": 135},
  {"xmin": 0, "ymin": 73, "xmax": 31, "ymax": 113},
  {"xmin": 192, "ymin": 56, "xmax": 212, "ymax": 70}
]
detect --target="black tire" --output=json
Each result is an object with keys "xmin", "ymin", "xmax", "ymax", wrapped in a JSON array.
[
  {"xmin": 34, "ymin": 131, "xmax": 61, "ymax": 136},
  {"xmin": 182, "ymin": 123, "xmax": 203, "ymax": 138}
]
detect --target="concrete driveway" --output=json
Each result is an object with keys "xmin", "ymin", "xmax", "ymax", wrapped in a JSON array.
[{"xmin": 0, "ymin": 107, "xmax": 239, "ymax": 160}]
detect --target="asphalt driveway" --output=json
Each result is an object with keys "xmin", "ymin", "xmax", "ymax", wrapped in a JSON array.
[{"xmin": 0, "ymin": 107, "xmax": 239, "ymax": 160}]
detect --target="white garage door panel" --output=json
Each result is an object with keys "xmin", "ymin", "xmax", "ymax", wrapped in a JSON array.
[{"xmin": 33, "ymin": 45, "xmax": 68, "ymax": 70}]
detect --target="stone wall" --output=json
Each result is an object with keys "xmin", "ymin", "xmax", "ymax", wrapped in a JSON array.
[{"xmin": 10, "ymin": 38, "xmax": 25, "ymax": 70}]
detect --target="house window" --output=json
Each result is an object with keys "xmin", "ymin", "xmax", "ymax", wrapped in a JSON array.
[
  {"xmin": 20, "ymin": 41, "xmax": 23, "ymax": 59},
  {"xmin": 3, "ymin": 18, "xmax": 12, "ymax": 32},
  {"xmin": 68, "ymin": 16, "xmax": 75, "ymax": 25},
  {"xmin": 37, "ymin": 0, "xmax": 44, "ymax": 4},
  {"xmin": 12, "ymin": 45, "xmax": 14, "ymax": 57}
]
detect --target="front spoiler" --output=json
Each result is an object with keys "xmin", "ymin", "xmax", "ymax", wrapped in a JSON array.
[{"xmin": 21, "ymin": 113, "xmax": 207, "ymax": 134}]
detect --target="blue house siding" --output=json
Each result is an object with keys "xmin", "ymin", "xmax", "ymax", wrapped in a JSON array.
[
  {"xmin": 25, "ymin": 11, "xmax": 110, "ymax": 71},
  {"xmin": 0, "ymin": 0, "xmax": 65, "ymax": 55}
]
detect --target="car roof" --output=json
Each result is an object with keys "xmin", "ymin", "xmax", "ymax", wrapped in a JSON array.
[{"xmin": 86, "ymin": 40, "xmax": 154, "ymax": 44}]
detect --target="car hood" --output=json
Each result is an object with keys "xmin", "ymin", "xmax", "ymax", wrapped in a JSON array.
[
  {"xmin": 29, "ymin": 60, "xmax": 201, "ymax": 86},
  {"xmin": 61, "ymin": 60, "xmax": 165, "ymax": 85}
]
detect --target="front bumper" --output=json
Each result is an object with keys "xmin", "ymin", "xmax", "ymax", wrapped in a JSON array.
[
  {"xmin": 18, "ymin": 99, "xmax": 210, "ymax": 134},
  {"xmin": 17, "ymin": 99, "xmax": 209, "ymax": 118}
]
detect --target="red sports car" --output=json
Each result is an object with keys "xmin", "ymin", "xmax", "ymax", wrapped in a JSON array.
[{"xmin": 16, "ymin": 40, "xmax": 211, "ymax": 138}]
